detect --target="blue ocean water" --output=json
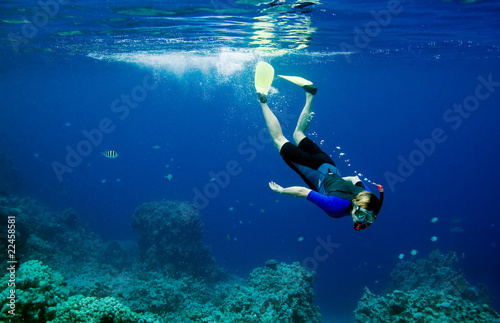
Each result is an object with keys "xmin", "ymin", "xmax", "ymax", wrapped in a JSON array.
[{"xmin": 1, "ymin": 0, "xmax": 500, "ymax": 321}]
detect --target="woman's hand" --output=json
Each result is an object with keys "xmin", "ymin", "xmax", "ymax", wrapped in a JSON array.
[{"xmin": 269, "ymin": 181, "xmax": 284, "ymax": 194}]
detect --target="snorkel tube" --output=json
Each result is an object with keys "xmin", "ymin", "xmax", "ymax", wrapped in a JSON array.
[
  {"xmin": 354, "ymin": 184, "xmax": 384, "ymax": 231},
  {"xmin": 374, "ymin": 184, "xmax": 384, "ymax": 215}
]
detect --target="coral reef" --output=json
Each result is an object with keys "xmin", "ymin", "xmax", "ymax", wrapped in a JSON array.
[
  {"xmin": 131, "ymin": 200, "xmax": 224, "ymax": 281},
  {"xmin": 7, "ymin": 194, "xmax": 499, "ymax": 322},
  {"xmin": 0, "ymin": 196, "xmax": 323, "ymax": 322},
  {"xmin": 218, "ymin": 260, "xmax": 321, "ymax": 322},
  {"xmin": 49, "ymin": 296, "xmax": 155, "ymax": 323},
  {"xmin": 0, "ymin": 260, "xmax": 66, "ymax": 322},
  {"xmin": 0, "ymin": 197, "xmax": 102, "ymax": 271},
  {"xmin": 0, "ymin": 259, "xmax": 320, "ymax": 323},
  {"xmin": 132, "ymin": 260, "xmax": 321, "ymax": 322},
  {"xmin": 0, "ymin": 260, "xmax": 159, "ymax": 323},
  {"xmin": 354, "ymin": 250, "xmax": 500, "ymax": 322},
  {"xmin": 391, "ymin": 250, "xmax": 461, "ymax": 292}
]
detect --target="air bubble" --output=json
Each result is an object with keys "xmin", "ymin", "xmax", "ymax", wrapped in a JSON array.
[{"xmin": 318, "ymin": 141, "xmax": 379, "ymax": 189}]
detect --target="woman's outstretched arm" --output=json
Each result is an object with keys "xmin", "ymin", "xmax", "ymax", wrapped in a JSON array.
[{"xmin": 269, "ymin": 181, "xmax": 311, "ymax": 198}]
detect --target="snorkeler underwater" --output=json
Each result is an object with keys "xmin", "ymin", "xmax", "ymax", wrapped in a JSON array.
[
  {"xmin": 254, "ymin": 61, "xmax": 384, "ymax": 232},
  {"xmin": 1, "ymin": 0, "xmax": 500, "ymax": 322}
]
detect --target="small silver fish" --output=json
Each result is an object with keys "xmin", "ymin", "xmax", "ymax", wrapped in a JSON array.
[{"xmin": 102, "ymin": 150, "xmax": 118, "ymax": 158}]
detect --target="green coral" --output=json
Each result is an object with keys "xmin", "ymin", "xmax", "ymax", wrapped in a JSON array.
[
  {"xmin": 0, "ymin": 197, "xmax": 324, "ymax": 322},
  {"xmin": 158, "ymin": 261, "xmax": 321, "ymax": 323},
  {"xmin": 131, "ymin": 200, "xmax": 224, "ymax": 281},
  {"xmin": 219, "ymin": 261, "xmax": 321, "ymax": 323},
  {"xmin": 48, "ymin": 296, "xmax": 146, "ymax": 323},
  {"xmin": 356, "ymin": 286, "xmax": 500, "ymax": 323},
  {"xmin": 0, "ymin": 260, "xmax": 67, "ymax": 322},
  {"xmin": 0, "ymin": 260, "xmax": 159, "ymax": 323},
  {"xmin": 354, "ymin": 251, "xmax": 500, "ymax": 322}
]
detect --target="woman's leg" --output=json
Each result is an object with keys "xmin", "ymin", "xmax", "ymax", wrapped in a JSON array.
[
  {"xmin": 293, "ymin": 92, "xmax": 315, "ymax": 145},
  {"xmin": 260, "ymin": 102, "xmax": 289, "ymax": 151}
]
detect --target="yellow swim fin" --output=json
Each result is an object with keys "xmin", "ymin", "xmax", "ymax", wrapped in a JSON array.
[
  {"xmin": 255, "ymin": 62, "xmax": 274, "ymax": 103},
  {"xmin": 278, "ymin": 75, "xmax": 312, "ymax": 87},
  {"xmin": 278, "ymin": 75, "xmax": 317, "ymax": 95}
]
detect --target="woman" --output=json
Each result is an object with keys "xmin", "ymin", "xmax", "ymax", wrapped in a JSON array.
[{"xmin": 255, "ymin": 62, "xmax": 384, "ymax": 231}]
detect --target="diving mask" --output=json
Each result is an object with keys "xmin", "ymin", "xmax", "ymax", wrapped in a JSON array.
[{"xmin": 352, "ymin": 203, "xmax": 376, "ymax": 231}]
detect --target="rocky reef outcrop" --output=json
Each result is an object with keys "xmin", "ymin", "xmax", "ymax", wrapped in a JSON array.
[
  {"xmin": 213, "ymin": 260, "xmax": 320, "ymax": 322},
  {"xmin": 0, "ymin": 259, "xmax": 321, "ymax": 323},
  {"xmin": 0, "ymin": 197, "xmax": 102, "ymax": 272},
  {"xmin": 0, "ymin": 196, "xmax": 322, "ymax": 322},
  {"xmin": 354, "ymin": 250, "xmax": 500, "ymax": 322},
  {"xmin": 0, "ymin": 260, "xmax": 158, "ymax": 322},
  {"xmin": 131, "ymin": 200, "xmax": 224, "ymax": 281}
]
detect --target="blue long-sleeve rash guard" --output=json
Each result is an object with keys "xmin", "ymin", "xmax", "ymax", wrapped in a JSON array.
[
  {"xmin": 307, "ymin": 190, "xmax": 352, "ymax": 218},
  {"xmin": 306, "ymin": 175, "xmax": 371, "ymax": 218}
]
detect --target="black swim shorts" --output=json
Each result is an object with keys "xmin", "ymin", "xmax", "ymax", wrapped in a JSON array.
[{"xmin": 280, "ymin": 137, "xmax": 337, "ymax": 190}]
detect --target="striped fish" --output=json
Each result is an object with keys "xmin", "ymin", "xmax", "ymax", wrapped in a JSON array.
[{"xmin": 101, "ymin": 150, "xmax": 119, "ymax": 158}]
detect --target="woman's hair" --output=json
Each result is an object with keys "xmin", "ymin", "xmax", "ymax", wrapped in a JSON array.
[{"xmin": 353, "ymin": 191, "xmax": 380, "ymax": 212}]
